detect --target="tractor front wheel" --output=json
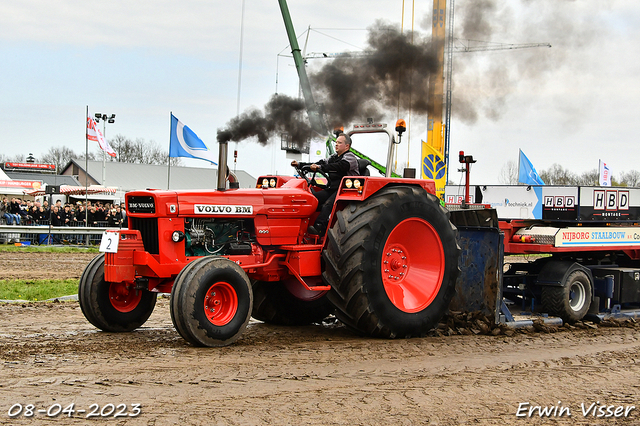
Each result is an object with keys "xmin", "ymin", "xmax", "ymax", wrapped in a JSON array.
[
  {"xmin": 170, "ymin": 257, "xmax": 253, "ymax": 347},
  {"xmin": 324, "ymin": 186, "xmax": 459, "ymax": 338},
  {"xmin": 78, "ymin": 254, "xmax": 157, "ymax": 332}
]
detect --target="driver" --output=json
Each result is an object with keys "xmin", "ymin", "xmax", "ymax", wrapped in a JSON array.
[{"xmin": 291, "ymin": 133, "xmax": 359, "ymax": 236}]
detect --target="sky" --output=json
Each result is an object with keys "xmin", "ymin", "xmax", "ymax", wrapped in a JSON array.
[{"xmin": 1, "ymin": 0, "xmax": 639, "ymax": 185}]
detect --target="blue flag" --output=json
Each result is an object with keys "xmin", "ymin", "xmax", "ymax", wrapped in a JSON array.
[
  {"xmin": 169, "ymin": 114, "xmax": 217, "ymax": 164},
  {"xmin": 518, "ymin": 149, "xmax": 544, "ymax": 185}
]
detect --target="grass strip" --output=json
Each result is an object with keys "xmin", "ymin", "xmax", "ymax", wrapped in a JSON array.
[
  {"xmin": 0, "ymin": 244, "xmax": 98, "ymax": 254},
  {"xmin": 0, "ymin": 279, "xmax": 78, "ymax": 301}
]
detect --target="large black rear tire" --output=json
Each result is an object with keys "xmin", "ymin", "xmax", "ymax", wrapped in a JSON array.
[
  {"xmin": 170, "ymin": 257, "xmax": 252, "ymax": 347},
  {"xmin": 324, "ymin": 186, "xmax": 459, "ymax": 338},
  {"xmin": 251, "ymin": 279, "xmax": 334, "ymax": 325},
  {"xmin": 78, "ymin": 254, "xmax": 157, "ymax": 332}
]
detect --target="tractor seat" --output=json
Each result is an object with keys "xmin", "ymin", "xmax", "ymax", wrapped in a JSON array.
[{"xmin": 357, "ymin": 158, "xmax": 371, "ymax": 176}]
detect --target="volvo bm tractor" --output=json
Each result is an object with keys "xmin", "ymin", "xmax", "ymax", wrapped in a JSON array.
[{"xmin": 78, "ymin": 123, "xmax": 461, "ymax": 346}]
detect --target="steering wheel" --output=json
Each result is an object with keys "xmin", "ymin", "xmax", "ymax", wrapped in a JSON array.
[{"xmin": 296, "ymin": 164, "xmax": 331, "ymax": 190}]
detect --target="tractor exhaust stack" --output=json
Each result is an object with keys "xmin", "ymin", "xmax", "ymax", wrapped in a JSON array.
[{"xmin": 217, "ymin": 141, "xmax": 228, "ymax": 191}]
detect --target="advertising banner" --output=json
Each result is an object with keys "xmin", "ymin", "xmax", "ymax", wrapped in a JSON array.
[{"xmin": 555, "ymin": 227, "xmax": 640, "ymax": 247}]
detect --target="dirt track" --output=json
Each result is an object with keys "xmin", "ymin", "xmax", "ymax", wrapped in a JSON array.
[{"xmin": 1, "ymin": 252, "xmax": 640, "ymax": 425}]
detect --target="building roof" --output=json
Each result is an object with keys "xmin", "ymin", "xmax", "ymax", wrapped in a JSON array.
[
  {"xmin": 5, "ymin": 171, "xmax": 80, "ymax": 187},
  {"xmin": 0, "ymin": 171, "xmax": 80, "ymax": 197},
  {"xmin": 62, "ymin": 159, "xmax": 257, "ymax": 192}
]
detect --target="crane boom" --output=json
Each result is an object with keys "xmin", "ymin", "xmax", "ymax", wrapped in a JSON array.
[
  {"xmin": 453, "ymin": 39, "xmax": 552, "ymax": 53},
  {"xmin": 277, "ymin": 0, "xmax": 328, "ymax": 136},
  {"xmin": 277, "ymin": 0, "xmax": 400, "ymax": 177}
]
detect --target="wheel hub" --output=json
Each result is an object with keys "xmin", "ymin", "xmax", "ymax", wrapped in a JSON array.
[
  {"xmin": 204, "ymin": 282, "xmax": 238, "ymax": 326},
  {"xmin": 570, "ymin": 282, "xmax": 586, "ymax": 310},
  {"xmin": 383, "ymin": 246, "xmax": 409, "ymax": 281},
  {"xmin": 108, "ymin": 281, "xmax": 142, "ymax": 313}
]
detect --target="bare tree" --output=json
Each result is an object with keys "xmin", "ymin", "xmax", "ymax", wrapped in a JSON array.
[
  {"xmin": 539, "ymin": 164, "xmax": 577, "ymax": 185},
  {"xmin": 110, "ymin": 135, "xmax": 182, "ymax": 166},
  {"xmin": 41, "ymin": 146, "xmax": 79, "ymax": 173},
  {"xmin": 576, "ymin": 169, "xmax": 599, "ymax": 186},
  {"xmin": 499, "ymin": 160, "xmax": 518, "ymax": 184},
  {"xmin": 619, "ymin": 170, "xmax": 640, "ymax": 187},
  {"xmin": 0, "ymin": 153, "xmax": 26, "ymax": 163}
]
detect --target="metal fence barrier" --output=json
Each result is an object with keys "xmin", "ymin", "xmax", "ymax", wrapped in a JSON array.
[{"xmin": 0, "ymin": 223, "xmax": 121, "ymax": 246}]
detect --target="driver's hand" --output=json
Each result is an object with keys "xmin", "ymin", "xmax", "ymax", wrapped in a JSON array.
[
  {"xmin": 310, "ymin": 164, "xmax": 320, "ymax": 172},
  {"xmin": 291, "ymin": 160, "xmax": 299, "ymax": 167}
]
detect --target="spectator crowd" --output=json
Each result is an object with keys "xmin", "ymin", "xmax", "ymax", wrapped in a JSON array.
[{"xmin": 1, "ymin": 197, "xmax": 126, "ymax": 228}]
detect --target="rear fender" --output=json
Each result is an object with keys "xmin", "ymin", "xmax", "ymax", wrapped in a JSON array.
[
  {"xmin": 329, "ymin": 179, "xmax": 435, "ymax": 236},
  {"xmin": 537, "ymin": 261, "xmax": 593, "ymax": 291}
]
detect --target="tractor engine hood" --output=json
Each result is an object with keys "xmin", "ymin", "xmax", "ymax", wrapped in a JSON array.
[{"xmin": 126, "ymin": 187, "xmax": 318, "ymax": 219}]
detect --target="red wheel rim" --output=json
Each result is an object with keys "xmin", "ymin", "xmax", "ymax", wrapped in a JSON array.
[
  {"xmin": 381, "ymin": 218, "xmax": 444, "ymax": 313},
  {"xmin": 204, "ymin": 282, "xmax": 238, "ymax": 326},
  {"xmin": 108, "ymin": 282, "xmax": 142, "ymax": 313}
]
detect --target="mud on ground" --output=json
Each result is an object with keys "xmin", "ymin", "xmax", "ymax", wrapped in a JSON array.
[{"xmin": 1, "ymin": 251, "xmax": 639, "ymax": 425}]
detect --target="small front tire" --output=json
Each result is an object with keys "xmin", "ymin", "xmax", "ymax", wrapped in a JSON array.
[
  {"xmin": 171, "ymin": 257, "xmax": 253, "ymax": 347},
  {"xmin": 78, "ymin": 254, "xmax": 157, "ymax": 332}
]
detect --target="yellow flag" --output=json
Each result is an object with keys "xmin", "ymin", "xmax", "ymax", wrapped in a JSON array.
[{"xmin": 421, "ymin": 141, "xmax": 447, "ymax": 199}]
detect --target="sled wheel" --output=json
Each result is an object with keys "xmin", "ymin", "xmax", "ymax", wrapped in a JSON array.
[
  {"xmin": 252, "ymin": 278, "xmax": 333, "ymax": 325},
  {"xmin": 78, "ymin": 253, "xmax": 157, "ymax": 332},
  {"xmin": 170, "ymin": 257, "xmax": 252, "ymax": 347},
  {"xmin": 541, "ymin": 270, "xmax": 592, "ymax": 322},
  {"xmin": 324, "ymin": 186, "xmax": 459, "ymax": 338}
]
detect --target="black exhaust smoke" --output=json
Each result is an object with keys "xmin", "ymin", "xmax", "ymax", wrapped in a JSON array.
[
  {"xmin": 217, "ymin": 21, "xmax": 439, "ymax": 150},
  {"xmin": 217, "ymin": 94, "xmax": 312, "ymax": 146},
  {"xmin": 311, "ymin": 21, "xmax": 439, "ymax": 129},
  {"xmin": 218, "ymin": 0, "xmax": 575, "ymax": 146}
]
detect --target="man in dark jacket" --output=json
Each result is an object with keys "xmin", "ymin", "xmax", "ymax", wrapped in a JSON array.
[
  {"xmin": 9, "ymin": 198, "xmax": 23, "ymax": 225},
  {"xmin": 291, "ymin": 133, "xmax": 359, "ymax": 235},
  {"xmin": 50, "ymin": 206, "xmax": 64, "ymax": 226}
]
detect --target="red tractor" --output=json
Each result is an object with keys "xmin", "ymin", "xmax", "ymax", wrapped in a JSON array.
[{"xmin": 79, "ymin": 123, "xmax": 460, "ymax": 346}]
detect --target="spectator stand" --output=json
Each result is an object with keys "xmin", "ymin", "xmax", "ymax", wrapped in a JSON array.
[{"xmin": 0, "ymin": 184, "xmax": 119, "ymax": 245}]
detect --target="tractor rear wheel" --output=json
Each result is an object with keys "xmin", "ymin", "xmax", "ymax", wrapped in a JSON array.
[
  {"xmin": 170, "ymin": 257, "xmax": 253, "ymax": 347},
  {"xmin": 541, "ymin": 270, "xmax": 592, "ymax": 322},
  {"xmin": 251, "ymin": 278, "xmax": 333, "ymax": 325},
  {"xmin": 78, "ymin": 253, "xmax": 157, "ymax": 332},
  {"xmin": 324, "ymin": 186, "xmax": 459, "ymax": 338}
]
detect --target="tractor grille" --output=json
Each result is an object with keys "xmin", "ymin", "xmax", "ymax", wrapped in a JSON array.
[{"xmin": 128, "ymin": 217, "xmax": 159, "ymax": 254}]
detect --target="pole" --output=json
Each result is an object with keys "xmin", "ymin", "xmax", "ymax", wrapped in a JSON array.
[
  {"xmin": 85, "ymin": 106, "xmax": 89, "ymax": 245},
  {"xmin": 102, "ymin": 120, "xmax": 106, "ymax": 185},
  {"xmin": 167, "ymin": 112, "xmax": 172, "ymax": 190},
  {"xmin": 235, "ymin": 0, "xmax": 246, "ymax": 173}
]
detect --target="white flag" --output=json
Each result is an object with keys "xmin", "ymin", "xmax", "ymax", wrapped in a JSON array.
[
  {"xmin": 599, "ymin": 159, "xmax": 611, "ymax": 186},
  {"xmin": 87, "ymin": 113, "xmax": 116, "ymax": 157}
]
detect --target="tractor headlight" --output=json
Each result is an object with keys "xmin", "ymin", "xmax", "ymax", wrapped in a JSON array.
[
  {"xmin": 262, "ymin": 178, "xmax": 269, "ymax": 188},
  {"xmin": 270, "ymin": 178, "xmax": 276, "ymax": 188},
  {"xmin": 345, "ymin": 179, "xmax": 353, "ymax": 189},
  {"xmin": 172, "ymin": 231, "xmax": 185, "ymax": 243},
  {"xmin": 353, "ymin": 179, "xmax": 361, "ymax": 189}
]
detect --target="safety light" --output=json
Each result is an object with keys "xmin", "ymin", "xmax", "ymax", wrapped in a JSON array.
[
  {"xmin": 172, "ymin": 231, "xmax": 185, "ymax": 242},
  {"xmin": 345, "ymin": 179, "xmax": 353, "ymax": 189}
]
